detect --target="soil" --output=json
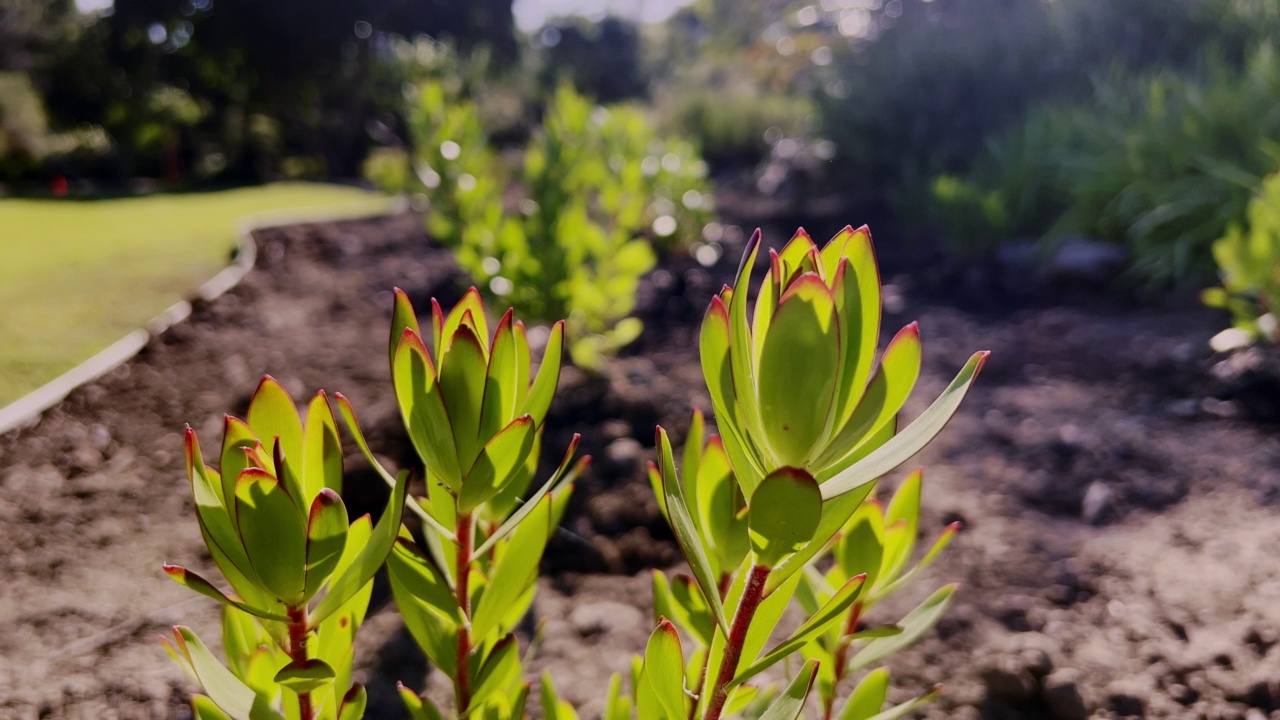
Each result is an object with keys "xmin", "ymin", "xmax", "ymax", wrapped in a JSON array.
[{"xmin": 2, "ymin": 210, "xmax": 1279, "ymax": 720}]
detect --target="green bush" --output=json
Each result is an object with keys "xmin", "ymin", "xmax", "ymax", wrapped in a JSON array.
[
  {"xmin": 374, "ymin": 82, "xmax": 711, "ymax": 369},
  {"xmin": 928, "ymin": 45, "xmax": 1280, "ymax": 287},
  {"xmin": 818, "ymin": 0, "xmax": 1280, "ymax": 235}
]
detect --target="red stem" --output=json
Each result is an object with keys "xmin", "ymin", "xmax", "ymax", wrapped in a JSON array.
[
  {"xmin": 455, "ymin": 513, "xmax": 474, "ymax": 714},
  {"xmin": 823, "ymin": 602, "xmax": 863, "ymax": 720},
  {"xmin": 287, "ymin": 604, "xmax": 314, "ymax": 720},
  {"xmin": 704, "ymin": 564, "xmax": 770, "ymax": 720}
]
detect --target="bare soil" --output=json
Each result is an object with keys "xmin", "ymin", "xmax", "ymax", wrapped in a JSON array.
[{"xmin": 2, "ymin": 211, "xmax": 1278, "ymax": 720}]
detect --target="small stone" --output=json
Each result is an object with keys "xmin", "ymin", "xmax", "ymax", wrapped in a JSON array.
[
  {"xmin": 1167, "ymin": 682, "xmax": 1198, "ymax": 705},
  {"xmin": 981, "ymin": 656, "xmax": 1037, "ymax": 702},
  {"xmin": 1021, "ymin": 647, "xmax": 1054, "ymax": 678},
  {"xmin": 1081, "ymin": 481, "xmax": 1114, "ymax": 525},
  {"xmin": 1043, "ymin": 668, "xmax": 1089, "ymax": 720},
  {"xmin": 604, "ymin": 438, "xmax": 643, "ymax": 466},
  {"xmin": 567, "ymin": 601, "xmax": 644, "ymax": 638},
  {"xmin": 1107, "ymin": 680, "xmax": 1146, "ymax": 716},
  {"xmin": 1044, "ymin": 236, "xmax": 1128, "ymax": 286}
]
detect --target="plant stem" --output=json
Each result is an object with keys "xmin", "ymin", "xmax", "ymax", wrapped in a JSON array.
[
  {"xmin": 455, "ymin": 512, "xmax": 475, "ymax": 715},
  {"xmin": 287, "ymin": 604, "xmax": 314, "ymax": 720},
  {"xmin": 823, "ymin": 602, "xmax": 863, "ymax": 720},
  {"xmin": 703, "ymin": 564, "xmax": 770, "ymax": 720}
]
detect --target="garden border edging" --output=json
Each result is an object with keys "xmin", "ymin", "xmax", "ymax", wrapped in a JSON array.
[{"xmin": 0, "ymin": 201, "xmax": 400, "ymax": 436}]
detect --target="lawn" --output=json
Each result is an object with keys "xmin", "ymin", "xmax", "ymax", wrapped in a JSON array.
[{"xmin": 0, "ymin": 183, "xmax": 394, "ymax": 407}]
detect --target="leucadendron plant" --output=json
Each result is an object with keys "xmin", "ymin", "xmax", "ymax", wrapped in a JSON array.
[
  {"xmin": 163, "ymin": 377, "xmax": 409, "ymax": 719},
  {"xmin": 379, "ymin": 287, "xmax": 587, "ymax": 720},
  {"xmin": 622, "ymin": 225, "xmax": 987, "ymax": 720}
]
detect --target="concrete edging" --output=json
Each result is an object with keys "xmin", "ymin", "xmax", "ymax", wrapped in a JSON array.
[{"xmin": 0, "ymin": 201, "xmax": 397, "ymax": 436}]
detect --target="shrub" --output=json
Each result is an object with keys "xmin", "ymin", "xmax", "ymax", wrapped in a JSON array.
[
  {"xmin": 817, "ymin": 0, "xmax": 1280, "ymax": 234},
  {"xmin": 927, "ymin": 45, "xmax": 1280, "ymax": 287},
  {"xmin": 374, "ymin": 81, "xmax": 711, "ymax": 369},
  {"xmin": 163, "ymin": 224, "xmax": 987, "ymax": 720},
  {"xmin": 1204, "ymin": 170, "xmax": 1280, "ymax": 345}
]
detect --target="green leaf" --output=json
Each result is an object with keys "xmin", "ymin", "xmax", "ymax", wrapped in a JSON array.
[
  {"xmin": 302, "ymin": 391, "xmax": 344, "ymax": 500},
  {"xmin": 837, "ymin": 668, "xmax": 888, "ymax": 720},
  {"xmin": 390, "ymin": 287, "xmax": 422, "ymax": 369},
  {"xmin": 756, "ymin": 273, "xmax": 841, "ymax": 466},
  {"xmin": 696, "ymin": 436, "xmax": 747, "ymax": 575},
  {"xmin": 700, "ymin": 294, "xmax": 761, "ymax": 488},
  {"xmin": 656, "ymin": 427, "xmax": 730, "ymax": 635},
  {"xmin": 304, "ymin": 489, "xmax": 349, "ymax": 601},
  {"xmin": 399, "ymin": 685, "xmax": 445, "ymax": 720},
  {"xmin": 825, "ymin": 227, "xmax": 881, "ymax": 435},
  {"xmin": 394, "ymin": 329, "xmax": 464, "ymax": 492},
  {"xmin": 821, "ymin": 352, "xmax": 989, "ymax": 500},
  {"xmin": 219, "ymin": 417, "xmax": 260, "ymax": 511},
  {"xmin": 246, "ymin": 376, "xmax": 305, "ymax": 500},
  {"xmin": 274, "ymin": 659, "xmax": 336, "ymax": 695},
  {"xmin": 162, "ymin": 565, "xmax": 287, "ymax": 622},
  {"xmin": 878, "ymin": 521, "xmax": 960, "ymax": 600},
  {"xmin": 848, "ymin": 585, "xmax": 956, "ymax": 671},
  {"xmin": 815, "ymin": 324, "xmax": 920, "ymax": 472},
  {"xmin": 310, "ymin": 468, "xmax": 409, "ymax": 626},
  {"xmin": 468, "ymin": 635, "xmax": 519, "ymax": 714},
  {"xmin": 682, "ymin": 409, "xmax": 706, "ymax": 527},
  {"xmin": 668, "ymin": 574, "xmax": 715, "ymax": 648},
  {"xmin": 387, "ymin": 537, "xmax": 460, "ymax": 675},
  {"xmin": 316, "ymin": 515, "xmax": 375, "ymax": 696},
  {"xmin": 437, "ymin": 288, "xmax": 490, "ymax": 360},
  {"xmin": 541, "ymin": 672, "xmax": 580, "ymax": 720},
  {"xmin": 474, "ymin": 435, "xmax": 581, "ymax": 557},
  {"xmin": 440, "ymin": 321, "xmax": 490, "ymax": 472},
  {"xmin": 880, "ymin": 471, "xmax": 922, "ymax": 585},
  {"xmin": 766, "ymin": 482, "xmax": 874, "ymax": 595},
  {"xmin": 169, "ymin": 626, "xmax": 284, "ymax": 720},
  {"xmin": 233, "ymin": 468, "xmax": 307, "ymax": 604},
  {"xmin": 338, "ymin": 683, "xmax": 368, "ymax": 720},
  {"xmin": 729, "ymin": 231, "xmax": 767, "ymax": 474},
  {"xmin": 835, "ymin": 503, "xmax": 886, "ymax": 592},
  {"xmin": 191, "ymin": 695, "xmax": 234, "ymax": 720},
  {"xmin": 757, "ymin": 659, "xmax": 819, "ymax": 720},
  {"xmin": 472, "ymin": 495, "xmax": 552, "ymax": 640},
  {"xmin": 185, "ymin": 429, "xmax": 263, "ymax": 606},
  {"xmin": 732, "ymin": 573, "xmax": 866, "ymax": 687},
  {"xmin": 519, "ymin": 320, "xmax": 565, "ymax": 427},
  {"xmin": 459, "ymin": 415, "xmax": 537, "ymax": 513},
  {"xmin": 748, "ymin": 468, "xmax": 822, "ymax": 568},
  {"xmin": 859, "ymin": 687, "xmax": 941, "ymax": 720},
  {"xmin": 651, "ymin": 571, "xmax": 674, "ymax": 625},
  {"xmin": 602, "ymin": 673, "xmax": 632, "ymax": 720},
  {"xmin": 479, "ymin": 310, "xmax": 519, "ymax": 441},
  {"xmin": 639, "ymin": 620, "xmax": 686, "ymax": 720}
]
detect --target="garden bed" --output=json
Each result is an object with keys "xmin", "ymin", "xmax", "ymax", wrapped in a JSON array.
[{"xmin": 1, "ymin": 211, "xmax": 1277, "ymax": 719}]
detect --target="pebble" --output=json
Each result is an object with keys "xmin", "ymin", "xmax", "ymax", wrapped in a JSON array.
[
  {"xmin": 1081, "ymin": 481, "xmax": 1114, "ymax": 525},
  {"xmin": 1043, "ymin": 668, "xmax": 1089, "ymax": 720}
]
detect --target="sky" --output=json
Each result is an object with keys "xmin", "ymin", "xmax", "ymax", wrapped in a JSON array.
[{"xmin": 73, "ymin": 0, "xmax": 697, "ymax": 31}]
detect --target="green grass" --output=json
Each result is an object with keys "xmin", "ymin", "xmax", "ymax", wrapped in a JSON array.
[{"xmin": 0, "ymin": 183, "xmax": 394, "ymax": 407}]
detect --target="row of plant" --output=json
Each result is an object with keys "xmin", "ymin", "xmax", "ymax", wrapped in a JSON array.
[
  {"xmin": 162, "ymin": 225, "xmax": 987, "ymax": 720},
  {"xmin": 366, "ymin": 75, "xmax": 711, "ymax": 369}
]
